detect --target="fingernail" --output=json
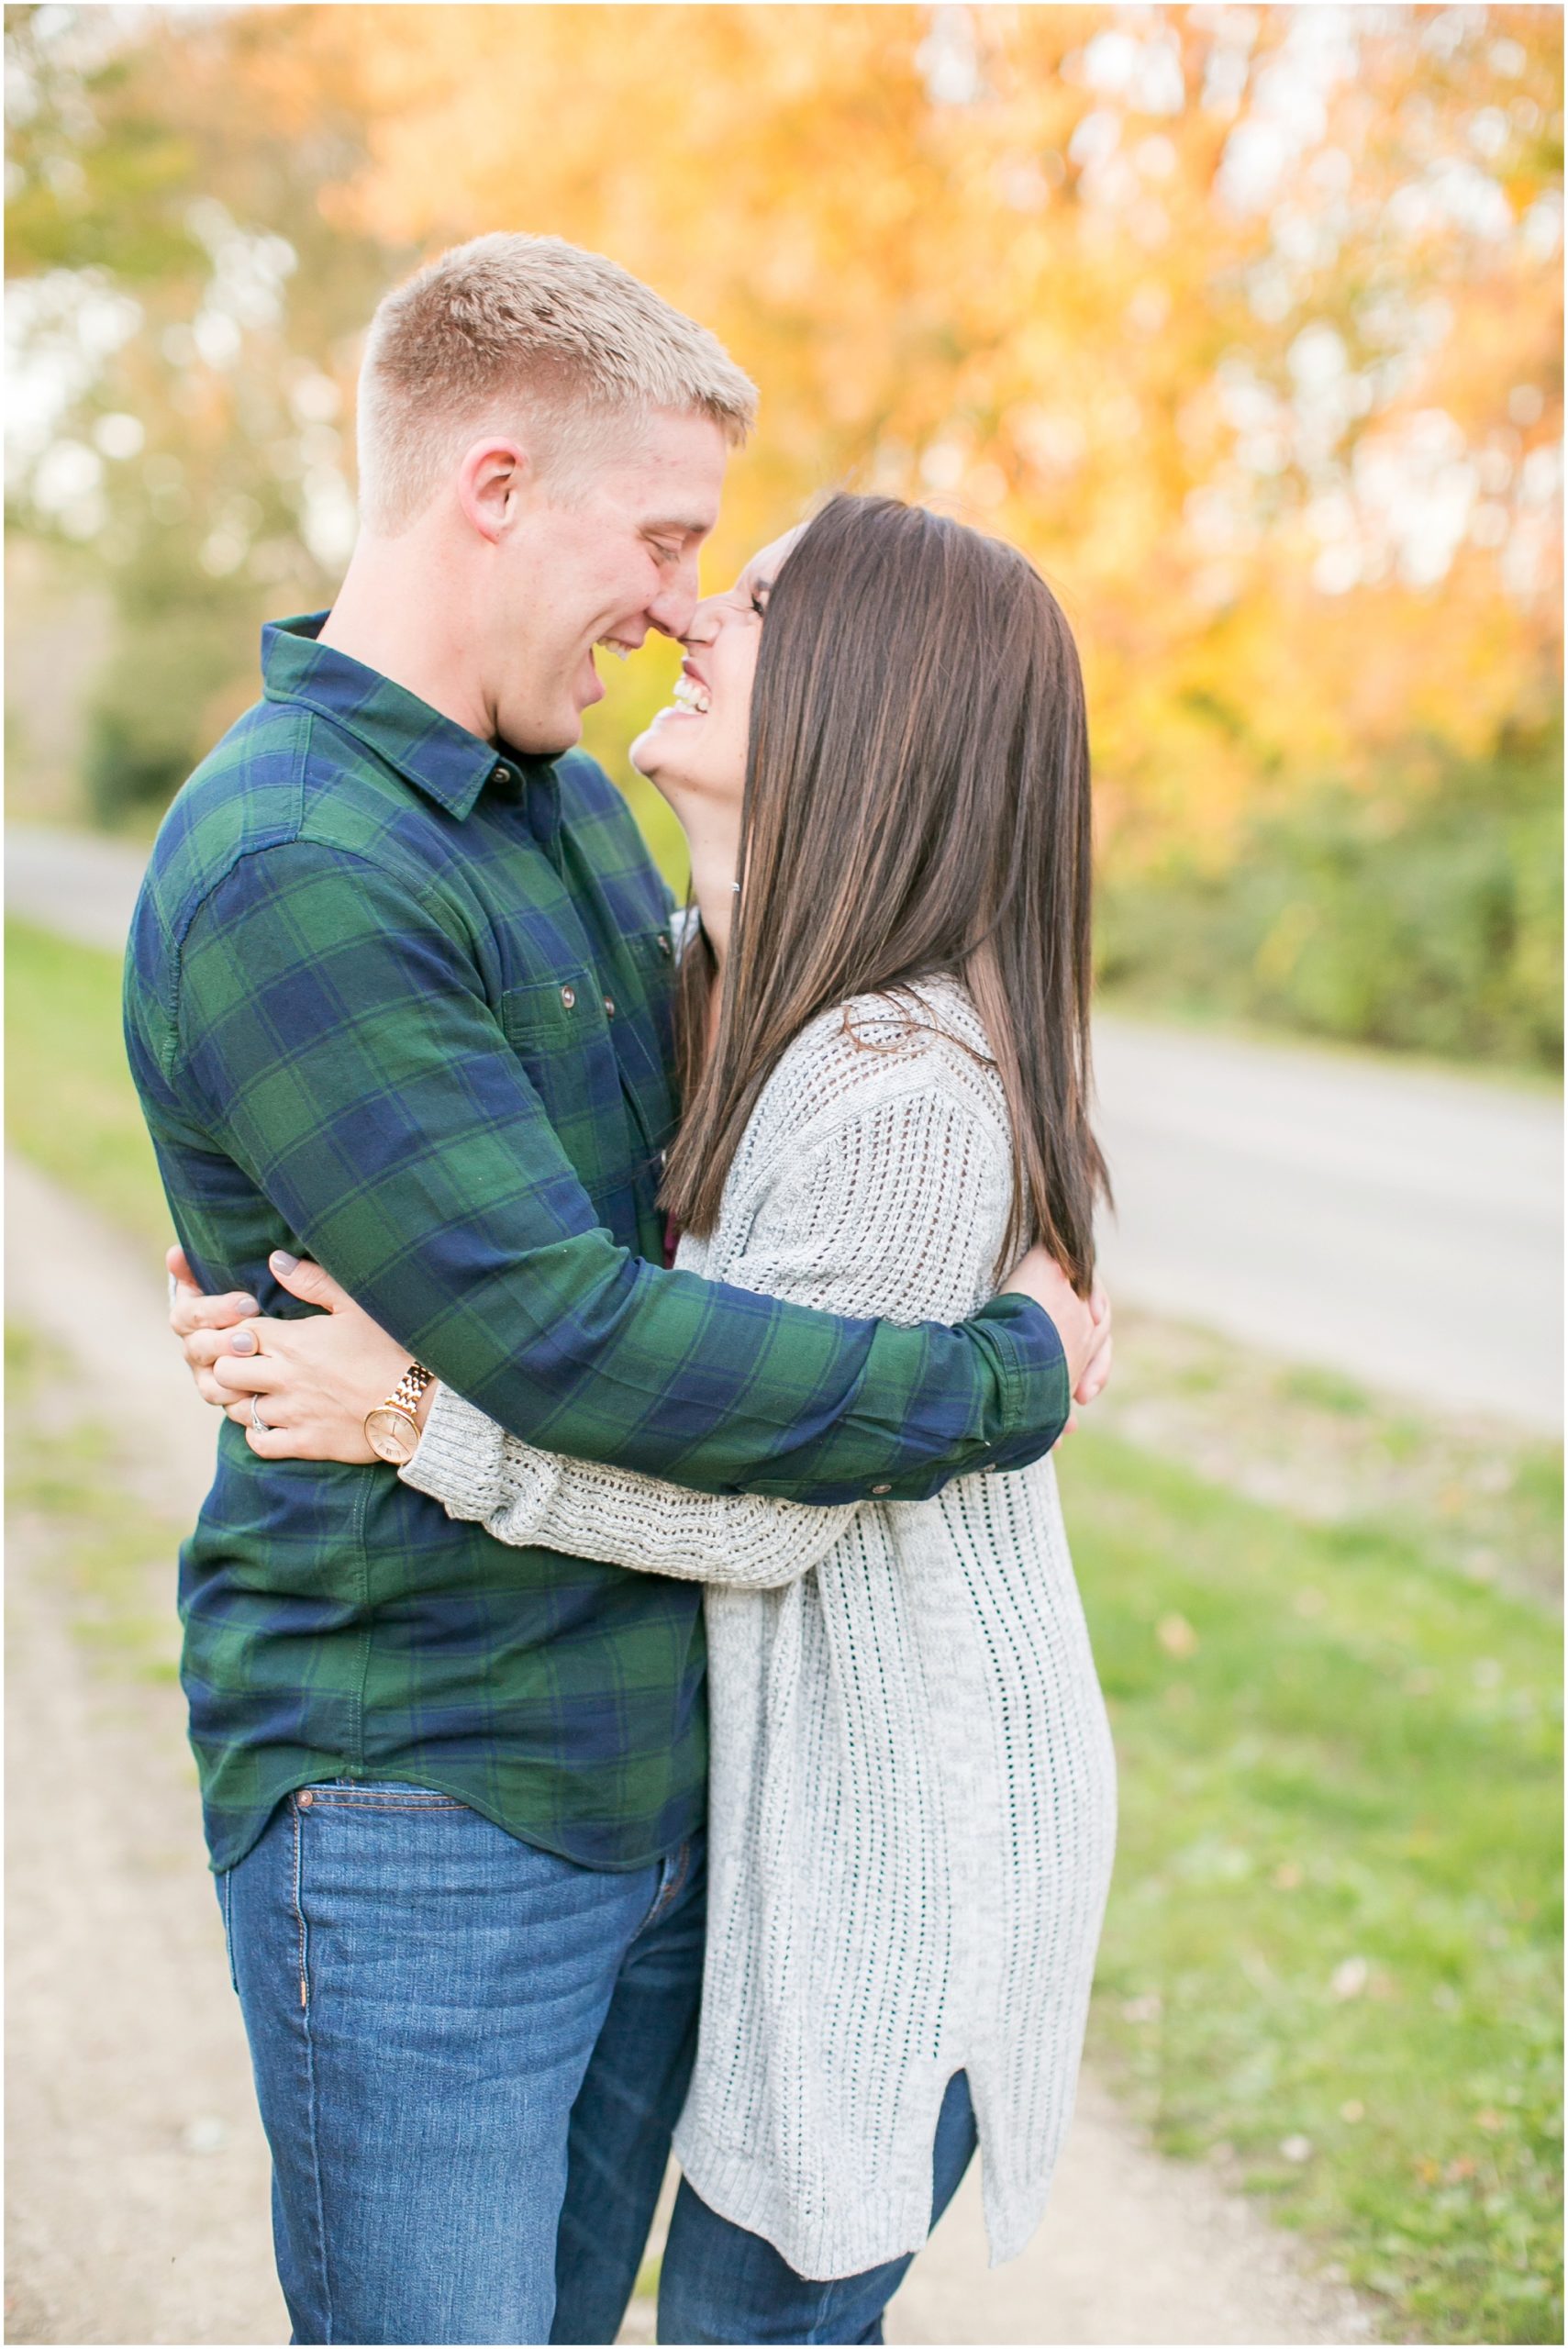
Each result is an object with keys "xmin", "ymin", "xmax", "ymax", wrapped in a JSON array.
[
  {"xmin": 230, "ymin": 1330, "xmax": 258, "ymax": 1354},
  {"xmin": 236, "ymin": 1297, "xmax": 260, "ymax": 1317},
  {"xmin": 271, "ymin": 1251, "xmax": 299, "ymax": 1275}
]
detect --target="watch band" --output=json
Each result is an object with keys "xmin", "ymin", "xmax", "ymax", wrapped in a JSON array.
[{"xmin": 384, "ymin": 1362, "xmax": 433, "ymax": 1419}]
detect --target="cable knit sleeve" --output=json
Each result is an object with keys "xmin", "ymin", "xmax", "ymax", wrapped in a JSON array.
[
  {"xmin": 403, "ymin": 1382, "xmax": 851, "ymax": 1587},
  {"xmin": 399, "ymin": 1010, "xmax": 1018, "ymax": 1589}
]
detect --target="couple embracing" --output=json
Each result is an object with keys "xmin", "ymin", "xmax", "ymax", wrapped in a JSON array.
[{"xmin": 128, "ymin": 233, "xmax": 1118, "ymax": 2347}]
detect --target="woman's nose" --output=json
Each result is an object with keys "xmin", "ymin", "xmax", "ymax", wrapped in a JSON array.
[{"xmin": 681, "ymin": 596, "xmax": 722, "ymax": 646}]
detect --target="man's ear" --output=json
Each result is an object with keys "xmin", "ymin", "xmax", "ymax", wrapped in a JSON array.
[{"xmin": 455, "ymin": 437, "xmax": 532, "ymax": 544}]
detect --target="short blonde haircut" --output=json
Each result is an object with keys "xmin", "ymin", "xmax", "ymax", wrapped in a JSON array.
[{"xmin": 357, "ymin": 232, "xmax": 758, "ymax": 533}]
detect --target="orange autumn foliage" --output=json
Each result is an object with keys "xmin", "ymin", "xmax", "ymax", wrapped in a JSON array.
[{"xmin": 240, "ymin": 2, "xmax": 1562, "ymax": 866}]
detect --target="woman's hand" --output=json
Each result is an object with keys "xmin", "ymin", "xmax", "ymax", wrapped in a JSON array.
[
  {"xmin": 169, "ymin": 1245, "xmax": 426, "ymax": 1463},
  {"xmin": 994, "ymin": 1244, "xmax": 1113, "ymax": 1426}
]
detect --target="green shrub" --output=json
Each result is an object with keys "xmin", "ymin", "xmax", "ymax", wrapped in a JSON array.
[
  {"xmin": 81, "ymin": 557, "xmax": 261, "ymax": 829},
  {"xmin": 1098, "ymin": 729, "xmax": 1563, "ymax": 1073}
]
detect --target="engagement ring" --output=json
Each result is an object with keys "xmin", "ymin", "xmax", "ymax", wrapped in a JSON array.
[{"xmin": 250, "ymin": 1397, "xmax": 266, "ymax": 1433}]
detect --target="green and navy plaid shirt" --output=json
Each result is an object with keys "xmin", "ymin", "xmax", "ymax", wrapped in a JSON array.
[{"xmin": 124, "ymin": 616, "xmax": 1071, "ymax": 1874}]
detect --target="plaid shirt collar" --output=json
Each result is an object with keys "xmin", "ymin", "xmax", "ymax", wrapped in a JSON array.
[{"xmin": 261, "ymin": 612, "xmax": 551, "ymax": 823}]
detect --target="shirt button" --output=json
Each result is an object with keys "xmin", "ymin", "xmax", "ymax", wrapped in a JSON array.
[
  {"xmin": 560, "ymin": 985, "xmax": 575, "ymax": 1009},
  {"xmin": 603, "ymin": 995, "xmax": 616, "ymax": 1018},
  {"xmin": 657, "ymin": 934, "xmax": 672, "ymax": 956},
  {"xmin": 871, "ymin": 1482, "xmax": 892, "ymax": 1496},
  {"xmin": 492, "ymin": 763, "xmax": 510, "ymax": 788}
]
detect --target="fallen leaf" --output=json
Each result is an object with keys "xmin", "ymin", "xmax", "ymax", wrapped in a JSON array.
[{"xmin": 1156, "ymin": 1612, "xmax": 1199, "ymax": 1658}]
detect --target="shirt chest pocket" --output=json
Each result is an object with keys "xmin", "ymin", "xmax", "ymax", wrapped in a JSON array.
[{"xmin": 497, "ymin": 972, "xmax": 621, "ymax": 1169}]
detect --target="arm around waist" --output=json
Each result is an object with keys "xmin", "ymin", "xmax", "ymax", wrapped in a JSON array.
[{"xmin": 172, "ymin": 840, "xmax": 1069, "ymax": 1504}]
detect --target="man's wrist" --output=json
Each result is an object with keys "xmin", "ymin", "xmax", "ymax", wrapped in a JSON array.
[{"xmin": 970, "ymin": 1293, "xmax": 1071, "ymax": 1469}]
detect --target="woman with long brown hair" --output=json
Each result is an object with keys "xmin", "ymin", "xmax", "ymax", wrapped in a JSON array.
[{"xmin": 175, "ymin": 494, "xmax": 1116, "ymax": 2343}]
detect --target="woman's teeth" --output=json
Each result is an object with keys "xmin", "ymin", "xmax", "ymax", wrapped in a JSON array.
[
  {"xmin": 595, "ymin": 639, "xmax": 631, "ymax": 662},
  {"xmin": 672, "ymin": 675, "xmax": 711, "ymax": 714}
]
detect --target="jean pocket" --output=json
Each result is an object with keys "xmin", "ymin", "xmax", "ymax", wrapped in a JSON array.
[{"xmin": 294, "ymin": 1779, "xmax": 469, "ymax": 1811}]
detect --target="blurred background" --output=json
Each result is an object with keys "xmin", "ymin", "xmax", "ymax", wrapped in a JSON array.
[{"xmin": 4, "ymin": 7, "xmax": 1562, "ymax": 2347}]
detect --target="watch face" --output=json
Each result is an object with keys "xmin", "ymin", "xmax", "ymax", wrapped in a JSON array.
[{"xmin": 364, "ymin": 1406, "xmax": 419, "ymax": 1467}]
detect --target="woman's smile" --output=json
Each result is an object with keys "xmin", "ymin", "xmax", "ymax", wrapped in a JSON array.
[{"xmin": 669, "ymin": 658, "xmax": 713, "ymax": 716}]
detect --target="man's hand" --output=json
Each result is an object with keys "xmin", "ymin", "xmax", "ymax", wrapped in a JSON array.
[
  {"xmin": 168, "ymin": 1244, "xmax": 260, "ymax": 1408},
  {"xmin": 994, "ymin": 1244, "xmax": 1113, "ymax": 1419}
]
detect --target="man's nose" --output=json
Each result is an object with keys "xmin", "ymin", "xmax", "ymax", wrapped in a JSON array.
[{"xmin": 648, "ymin": 553, "xmax": 706, "ymax": 640}]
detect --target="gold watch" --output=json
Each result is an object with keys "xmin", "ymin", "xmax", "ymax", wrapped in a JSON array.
[{"xmin": 363, "ymin": 1363, "xmax": 434, "ymax": 1466}]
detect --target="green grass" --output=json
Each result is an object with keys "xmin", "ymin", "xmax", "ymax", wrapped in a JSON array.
[
  {"xmin": 1094, "ymin": 1308, "xmax": 1563, "ymax": 1613},
  {"xmin": 6, "ymin": 918, "xmax": 170, "ymax": 1255},
  {"xmin": 1061, "ymin": 1431, "xmax": 1563, "ymax": 2343}
]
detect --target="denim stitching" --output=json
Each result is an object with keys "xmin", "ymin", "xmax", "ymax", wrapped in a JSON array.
[
  {"xmin": 219, "ymin": 1868, "xmax": 239, "ymax": 1994},
  {"xmin": 291, "ymin": 1799, "xmax": 309, "ymax": 2011},
  {"xmin": 292, "ymin": 1795, "xmax": 334, "ymax": 2342},
  {"xmin": 301, "ymin": 1796, "xmax": 464, "ymax": 1811}
]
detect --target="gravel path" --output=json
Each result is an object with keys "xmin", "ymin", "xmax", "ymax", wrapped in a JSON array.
[
  {"xmin": 6, "ymin": 1157, "xmax": 286, "ymax": 2346},
  {"xmin": 5, "ymin": 1153, "xmax": 1376, "ymax": 2346},
  {"xmin": 10, "ymin": 818, "xmax": 1560, "ymax": 1429}
]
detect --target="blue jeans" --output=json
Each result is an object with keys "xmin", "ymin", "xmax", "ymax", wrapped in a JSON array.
[
  {"xmin": 656, "ymin": 2072, "xmax": 979, "ymax": 2345},
  {"xmin": 221, "ymin": 1781, "xmax": 705, "ymax": 2345}
]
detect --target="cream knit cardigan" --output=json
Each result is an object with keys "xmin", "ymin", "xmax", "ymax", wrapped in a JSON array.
[{"xmin": 402, "ymin": 976, "xmax": 1117, "ymax": 2280}]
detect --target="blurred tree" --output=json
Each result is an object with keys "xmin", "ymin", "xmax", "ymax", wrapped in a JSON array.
[
  {"xmin": 281, "ymin": 2, "xmax": 1562, "ymax": 855},
  {"xmin": 6, "ymin": 3, "xmax": 400, "ymax": 820}
]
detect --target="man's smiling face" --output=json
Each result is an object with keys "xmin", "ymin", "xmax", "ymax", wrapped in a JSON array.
[{"xmin": 492, "ymin": 407, "xmax": 729, "ymax": 758}]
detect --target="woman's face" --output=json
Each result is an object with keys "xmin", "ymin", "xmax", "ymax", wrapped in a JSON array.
[{"xmin": 631, "ymin": 528, "xmax": 800, "ymax": 804}]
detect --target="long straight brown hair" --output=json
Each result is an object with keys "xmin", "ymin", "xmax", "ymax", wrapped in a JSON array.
[{"xmin": 662, "ymin": 493, "xmax": 1110, "ymax": 1291}]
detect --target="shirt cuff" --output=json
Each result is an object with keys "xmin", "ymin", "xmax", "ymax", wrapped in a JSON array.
[
  {"xmin": 969, "ymin": 1292, "xmax": 1072, "ymax": 1471},
  {"xmin": 398, "ymin": 1380, "xmax": 503, "ymax": 1513}
]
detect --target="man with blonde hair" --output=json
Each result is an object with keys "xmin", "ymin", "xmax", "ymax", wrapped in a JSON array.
[{"xmin": 127, "ymin": 234, "xmax": 1095, "ymax": 2343}]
